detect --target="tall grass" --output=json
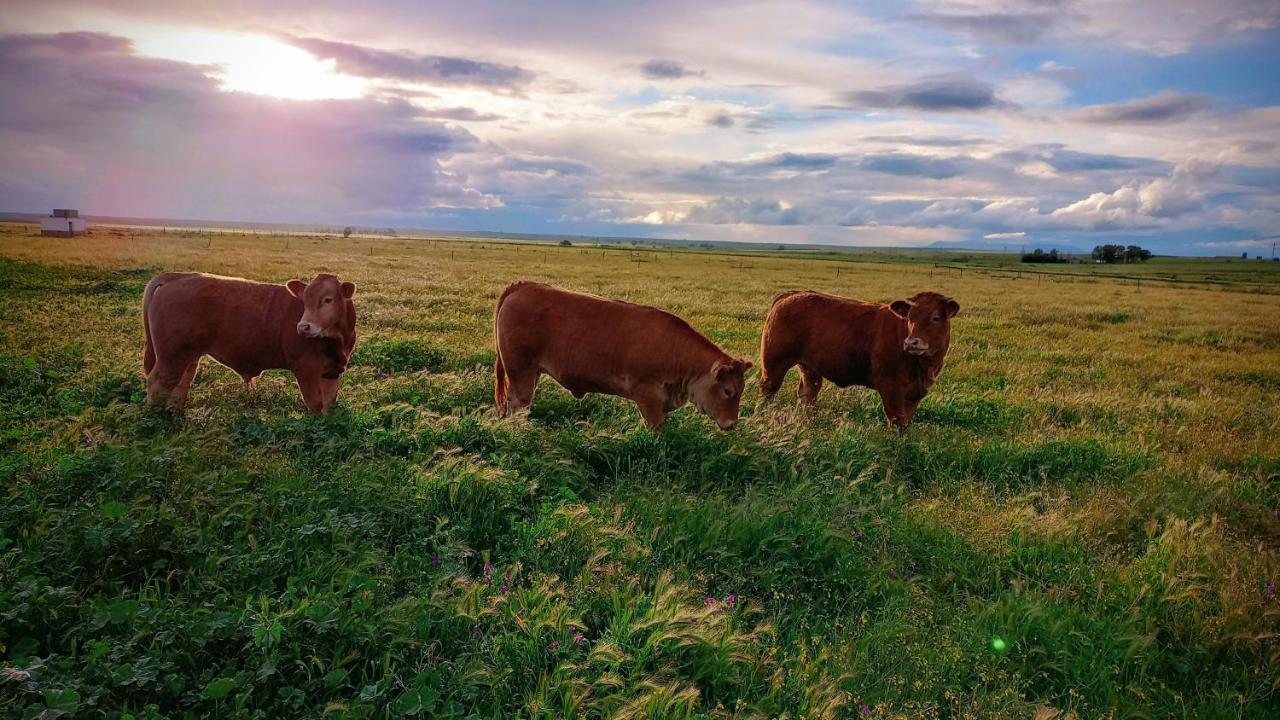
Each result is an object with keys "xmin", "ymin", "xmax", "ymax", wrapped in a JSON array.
[{"xmin": 1, "ymin": 224, "xmax": 1278, "ymax": 718}]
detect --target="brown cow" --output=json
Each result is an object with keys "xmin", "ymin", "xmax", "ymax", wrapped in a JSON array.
[
  {"xmin": 493, "ymin": 281, "xmax": 752, "ymax": 430},
  {"xmin": 759, "ymin": 290, "xmax": 959, "ymax": 428},
  {"xmin": 142, "ymin": 272, "xmax": 357, "ymax": 413}
]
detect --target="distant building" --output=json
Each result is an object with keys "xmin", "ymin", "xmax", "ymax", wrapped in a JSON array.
[{"xmin": 41, "ymin": 209, "xmax": 86, "ymax": 237}]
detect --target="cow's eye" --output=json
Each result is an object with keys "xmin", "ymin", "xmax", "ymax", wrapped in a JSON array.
[
  {"xmin": 931, "ymin": 315, "xmax": 942, "ymax": 322},
  {"xmin": 723, "ymin": 387, "xmax": 734, "ymax": 398},
  {"xmin": 323, "ymin": 297, "xmax": 333, "ymax": 304}
]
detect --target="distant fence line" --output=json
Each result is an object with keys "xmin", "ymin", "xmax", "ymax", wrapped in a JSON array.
[{"xmin": 29, "ymin": 221, "xmax": 1280, "ymax": 297}]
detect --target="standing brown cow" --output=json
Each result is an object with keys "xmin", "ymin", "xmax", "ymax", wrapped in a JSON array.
[
  {"xmin": 494, "ymin": 281, "xmax": 752, "ymax": 430},
  {"xmin": 142, "ymin": 272, "xmax": 356, "ymax": 413},
  {"xmin": 759, "ymin": 290, "xmax": 959, "ymax": 428}
]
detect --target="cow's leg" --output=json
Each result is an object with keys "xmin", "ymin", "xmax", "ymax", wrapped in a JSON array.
[
  {"xmin": 502, "ymin": 365, "xmax": 539, "ymax": 417},
  {"xmin": 633, "ymin": 386, "xmax": 669, "ymax": 430},
  {"xmin": 146, "ymin": 355, "xmax": 191, "ymax": 410},
  {"xmin": 796, "ymin": 363, "xmax": 824, "ymax": 405},
  {"xmin": 758, "ymin": 350, "xmax": 794, "ymax": 401},
  {"xmin": 171, "ymin": 357, "xmax": 201, "ymax": 411},
  {"xmin": 295, "ymin": 371, "xmax": 327, "ymax": 414},
  {"xmin": 240, "ymin": 372, "xmax": 259, "ymax": 390}
]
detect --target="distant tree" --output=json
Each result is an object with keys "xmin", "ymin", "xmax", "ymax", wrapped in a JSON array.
[
  {"xmin": 560, "ymin": 239, "xmax": 572, "ymax": 247},
  {"xmin": 343, "ymin": 226, "xmax": 353, "ymax": 238},
  {"xmin": 1092, "ymin": 244, "xmax": 1151, "ymax": 263},
  {"xmin": 1021, "ymin": 248, "xmax": 1066, "ymax": 263}
]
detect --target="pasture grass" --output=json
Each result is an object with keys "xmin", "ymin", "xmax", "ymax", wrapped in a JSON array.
[{"xmin": 1, "ymin": 223, "xmax": 1278, "ymax": 718}]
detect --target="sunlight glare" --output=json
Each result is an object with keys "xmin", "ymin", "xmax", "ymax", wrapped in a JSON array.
[{"xmin": 134, "ymin": 31, "xmax": 367, "ymax": 101}]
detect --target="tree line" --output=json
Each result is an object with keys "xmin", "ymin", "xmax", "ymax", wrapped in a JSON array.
[{"xmin": 1021, "ymin": 244, "xmax": 1154, "ymax": 264}]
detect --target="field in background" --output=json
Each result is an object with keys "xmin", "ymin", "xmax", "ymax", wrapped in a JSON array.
[{"xmin": 1, "ymin": 221, "xmax": 1278, "ymax": 718}]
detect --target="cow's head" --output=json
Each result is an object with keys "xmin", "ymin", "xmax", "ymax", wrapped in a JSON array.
[
  {"xmin": 690, "ymin": 357, "xmax": 753, "ymax": 430},
  {"xmin": 889, "ymin": 292, "xmax": 959, "ymax": 358},
  {"xmin": 287, "ymin": 273, "xmax": 356, "ymax": 340}
]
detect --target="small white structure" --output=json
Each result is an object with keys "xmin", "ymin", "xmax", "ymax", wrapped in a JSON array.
[{"xmin": 41, "ymin": 209, "xmax": 86, "ymax": 237}]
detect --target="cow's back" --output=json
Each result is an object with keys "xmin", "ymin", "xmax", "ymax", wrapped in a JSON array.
[
  {"xmin": 145, "ymin": 273, "xmax": 294, "ymax": 374},
  {"xmin": 764, "ymin": 290, "xmax": 888, "ymax": 388},
  {"xmin": 496, "ymin": 282, "xmax": 718, "ymax": 391}
]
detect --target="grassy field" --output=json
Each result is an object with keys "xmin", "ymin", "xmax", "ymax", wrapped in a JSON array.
[{"xmin": 1, "ymin": 222, "xmax": 1278, "ymax": 719}]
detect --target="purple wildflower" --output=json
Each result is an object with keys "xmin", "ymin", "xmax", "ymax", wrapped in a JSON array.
[
  {"xmin": 889, "ymin": 570, "xmax": 898, "ymax": 579},
  {"xmin": 861, "ymin": 705, "xmax": 871, "ymax": 715},
  {"xmin": 430, "ymin": 554, "xmax": 440, "ymax": 567},
  {"xmin": 483, "ymin": 563, "xmax": 494, "ymax": 576},
  {"xmin": 568, "ymin": 624, "xmax": 577, "ymax": 633},
  {"xmin": 573, "ymin": 633, "xmax": 586, "ymax": 644},
  {"xmin": 1267, "ymin": 580, "xmax": 1276, "ymax": 598},
  {"xmin": 705, "ymin": 596, "xmax": 716, "ymax": 606},
  {"xmin": 548, "ymin": 641, "xmax": 559, "ymax": 651},
  {"xmin": 724, "ymin": 594, "xmax": 737, "ymax": 607},
  {"xmin": 501, "ymin": 575, "xmax": 511, "ymax": 595}
]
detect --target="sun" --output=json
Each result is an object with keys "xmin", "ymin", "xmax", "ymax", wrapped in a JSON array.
[{"xmin": 134, "ymin": 30, "xmax": 367, "ymax": 101}]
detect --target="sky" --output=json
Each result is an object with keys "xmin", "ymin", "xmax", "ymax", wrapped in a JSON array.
[{"xmin": 1, "ymin": 1, "xmax": 1278, "ymax": 255}]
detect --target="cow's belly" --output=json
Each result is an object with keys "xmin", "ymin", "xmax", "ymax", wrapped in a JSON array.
[
  {"xmin": 815, "ymin": 352, "xmax": 872, "ymax": 389},
  {"xmin": 545, "ymin": 365, "xmax": 622, "ymax": 399}
]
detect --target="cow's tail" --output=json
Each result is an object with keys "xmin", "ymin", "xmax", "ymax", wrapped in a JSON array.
[
  {"xmin": 493, "ymin": 283, "xmax": 521, "ymax": 415},
  {"xmin": 142, "ymin": 275, "xmax": 161, "ymax": 376}
]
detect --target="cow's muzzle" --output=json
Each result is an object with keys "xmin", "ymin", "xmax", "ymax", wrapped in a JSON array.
[
  {"xmin": 297, "ymin": 321, "xmax": 323, "ymax": 338},
  {"xmin": 903, "ymin": 337, "xmax": 929, "ymax": 356},
  {"xmin": 717, "ymin": 419, "xmax": 738, "ymax": 431}
]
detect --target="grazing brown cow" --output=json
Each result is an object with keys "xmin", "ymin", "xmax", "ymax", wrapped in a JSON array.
[
  {"xmin": 494, "ymin": 281, "xmax": 752, "ymax": 430},
  {"xmin": 142, "ymin": 272, "xmax": 357, "ymax": 413},
  {"xmin": 759, "ymin": 290, "xmax": 959, "ymax": 428}
]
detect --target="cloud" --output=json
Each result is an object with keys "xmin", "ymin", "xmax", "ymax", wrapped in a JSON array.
[
  {"xmin": 0, "ymin": 32, "xmax": 492, "ymax": 220},
  {"xmin": 416, "ymin": 107, "xmax": 505, "ymax": 121},
  {"xmin": 984, "ymin": 231, "xmax": 1026, "ymax": 239},
  {"xmin": 281, "ymin": 35, "xmax": 534, "ymax": 90},
  {"xmin": 904, "ymin": 11, "xmax": 1057, "ymax": 44},
  {"xmin": 682, "ymin": 197, "xmax": 812, "ymax": 225},
  {"xmin": 640, "ymin": 59, "xmax": 704, "ymax": 80},
  {"xmin": 706, "ymin": 113, "xmax": 735, "ymax": 128},
  {"xmin": 837, "ymin": 75, "xmax": 1011, "ymax": 112},
  {"xmin": 1070, "ymin": 91, "xmax": 1212, "ymax": 124},
  {"xmin": 859, "ymin": 153, "xmax": 962, "ymax": 179},
  {"xmin": 1048, "ymin": 162, "xmax": 1213, "ymax": 228}
]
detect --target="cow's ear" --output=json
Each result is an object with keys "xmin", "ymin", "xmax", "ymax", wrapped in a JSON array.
[
  {"xmin": 340, "ymin": 281, "xmax": 356, "ymax": 299},
  {"xmin": 713, "ymin": 361, "xmax": 732, "ymax": 381},
  {"xmin": 737, "ymin": 358, "xmax": 754, "ymax": 372},
  {"xmin": 286, "ymin": 279, "xmax": 307, "ymax": 297},
  {"xmin": 944, "ymin": 298, "xmax": 960, "ymax": 318},
  {"xmin": 889, "ymin": 299, "xmax": 912, "ymax": 318}
]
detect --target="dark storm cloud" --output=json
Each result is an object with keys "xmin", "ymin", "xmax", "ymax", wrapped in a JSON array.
[
  {"xmin": 707, "ymin": 113, "xmax": 735, "ymax": 128},
  {"xmin": 680, "ymin": 152, "xmax": 839, "ymax": 183},
  {"xmin": 1070, "ymin": 92, "xmax": 1211, "ymax": 124},
  {"xmin": 282, "ymin": 35, "xmax": 535, "ymax": 90},
  {"xmin": 837, "ymin": 76, "xmax": 1011, "ymax": 112},
  {"xmin": 498, "ymin": 156, "xmax": 593, "ymax": 176},
  {"xmin": 417, "ymin": 107, "xmax": 505, "ymax": 121},
  {"xmin": 903, "ymin": 11, "xmax": 1057, "ymax": 43},
  {"xmin": 0, "ymin": 32, "xmax": 487, "ymax": 219},
  {"xmin": 859, "ymin": 153, "xmax": 962, "ymax": 179},
  {"xmin": 683, "ymin": 197, "xmax": 812, "ymax": 225},
  {"xmin": 640, "ymin": 59, "xmax": 704, "ymax": 80}
]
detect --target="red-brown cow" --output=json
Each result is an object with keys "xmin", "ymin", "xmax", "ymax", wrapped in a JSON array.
[
  {"xmin": 142, "ymin": 272, "xmax": 357, "ymax": 413},
  {"xmin": 494, "ymin": 281, "xmax": 752, "ymax": 430},
  {"xmin": 759, "ymin": 290, "xmax": 959, "ymax": 428}
]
